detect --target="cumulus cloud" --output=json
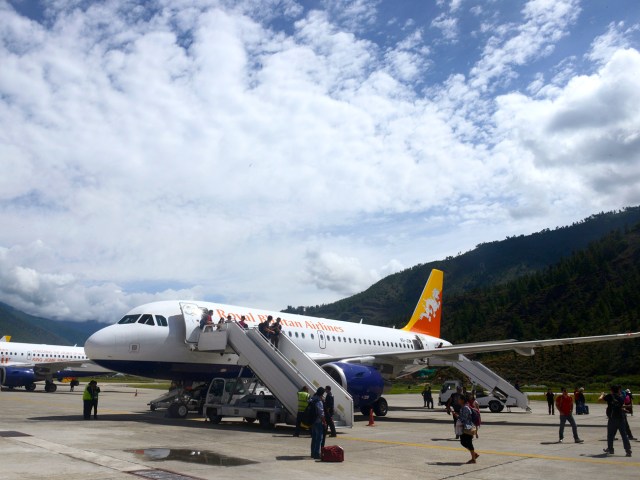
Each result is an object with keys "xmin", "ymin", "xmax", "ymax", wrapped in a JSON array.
[
  {"xmin": 304, "ymin": 249, "xmax": 402, "ymax": 296},
  {"xmin": 588, "ymin": 21, "xmax": 640, "ymax": 65},
  {"xmin": 0, "ymin": 0, "xmax": 638, "ymax": 321},
  {"xmin": 470, "ymin": 0, "xmax": 581, "ymax": 91}
]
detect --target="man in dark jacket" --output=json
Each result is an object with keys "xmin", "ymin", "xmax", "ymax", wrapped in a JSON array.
[
  {"xmin": 323, "ymin": 385, "xmax": 337, "ymax": 439},
  {"xmin": 599, "ymin": 385, "xmax": 632, "ymax": 456},
  {"xmin": 310, "ymin": 387, "xmax": 326, "ymax": 460},
  {"xmin": 446, "ymin": 386, "xmax": 464, "ymax": 438}
]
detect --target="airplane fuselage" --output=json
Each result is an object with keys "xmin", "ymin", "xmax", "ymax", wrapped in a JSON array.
[{"xmin": 85, "ymin": 300, "xmax": 451, "ymax": 382}]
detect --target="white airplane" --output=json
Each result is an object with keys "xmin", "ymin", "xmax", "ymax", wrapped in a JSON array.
[
  {"xmin": 85, "ymin": 269, "xmax": 640, "ymax": 415},
  {"xmin": 0, "ymin": 338, "xmax": 111, "ymax": 392}
]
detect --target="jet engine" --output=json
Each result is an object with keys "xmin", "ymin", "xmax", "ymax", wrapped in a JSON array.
[
  {"xmin": 322, "ymin": 362, "xmax": 389, "ymax": 416},
  {"xmin": 0, "ymin": 366, "xmax": 37, "ymax": 391}
]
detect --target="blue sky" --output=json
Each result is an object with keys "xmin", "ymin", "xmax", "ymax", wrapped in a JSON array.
[{"xmin": 0, "ymin": 0, "xmax": 639, "ymax": 322}]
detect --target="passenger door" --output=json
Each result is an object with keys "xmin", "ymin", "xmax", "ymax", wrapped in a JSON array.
[
  {"xmin": 180, "ymin": 302, "xmax": 203, "ymax": 344},
  {"xmin": 317, "ymin": 330, "xmax": 326, "ymax": 349}
]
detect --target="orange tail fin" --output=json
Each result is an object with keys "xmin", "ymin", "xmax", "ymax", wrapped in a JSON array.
[{"xmin": 401, "ymin": 269, "xmax": 443, "ymax": 337}]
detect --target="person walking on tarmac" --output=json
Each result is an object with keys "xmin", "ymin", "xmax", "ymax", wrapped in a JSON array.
[
  {"xmin": 446, "ymin": 386, "xmax": 464, "ymax": 438},
  {"xmin": 83, "ymin": 380, "xmax": 100, "ymax": 420},
  {"xmin": 546, "ymin": 388, "xmax": 555, "ymax": 415},
  {"xmin": 599, "ymin": 385, "xmax": 632, "ymax": 456},
  {"xmin": 556, "ymin": 387, "xmax": 583, "ymax": 443},
  {"xmin": 323, "ymin": 385, "xmax": 337, "ymax": 439},
  {"xmin": 309, "ymin": 387, "xmax": 326, "ymax": 460},
  {"xmin": 293, "ymin": 385, "xmax": 310, "ymax": 437},
  {"xmin": 422, "ymin": 385, "xmax": 434, "ymax": 408}
]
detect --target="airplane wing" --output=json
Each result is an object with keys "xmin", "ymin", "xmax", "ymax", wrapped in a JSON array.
[
  {"xmin": 325, "ymin": 331, "xmax": 640, "ymax": 364},
  {"xmin": 1, "ymin": 359, "xmax": 112, "ymax": 376},
  {"xmin": 32, "ymin": 360, "xmax": 109, "ymax": 377}
]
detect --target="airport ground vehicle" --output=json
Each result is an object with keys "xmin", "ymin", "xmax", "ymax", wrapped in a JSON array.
[
  {"xmin": 438, "ymin": 379, "xmax": 519, "ymax": 413},
  {"xmin": 148, "ymin": 383, "xmax": 208, "ymax": 418},
  {"xmin": 202, "ymin": 375, "xmax": 293, "ymax": 428}
]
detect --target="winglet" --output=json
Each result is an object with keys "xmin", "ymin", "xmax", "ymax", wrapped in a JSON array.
[
  {"xmin": 0, "ymin": 335, "xmax": 10, "ymax": 342},
  {"xmin": 401, "ymin": 269, "xmax": 443, "ymax": 338}
]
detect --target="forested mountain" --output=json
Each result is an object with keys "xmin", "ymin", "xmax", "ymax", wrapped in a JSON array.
[
  {"xmin": 285, "ymin": 207, "xmax": 640, "ymax": 330},
  {"xmin": 448, "ymin": 224, "xmax": 640, "ymax": 385},
  {"xmin": 0, "ymin": 302, "xmax": 104, "ymax": 345},
  {"xmin": 284, "ymin": 207, "xmax": 640, "ymax": 385}
]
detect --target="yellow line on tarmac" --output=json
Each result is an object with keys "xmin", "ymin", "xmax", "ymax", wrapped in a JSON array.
[{"xmin": 340, "ymin": 436, "xmax": 640, "ymax": 468}]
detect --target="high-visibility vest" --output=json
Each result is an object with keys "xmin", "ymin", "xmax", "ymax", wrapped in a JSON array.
[
  {"xmin": 297, "ymin": 391, "xmax": 310, "ymax": 412},
  {"xmin": 83, "ymin": 385, "xmax": 93, "ymax": 401}
]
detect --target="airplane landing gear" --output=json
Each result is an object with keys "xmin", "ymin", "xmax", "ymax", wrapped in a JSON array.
[
  {"xmin": 44, "ymin": 381, "xmax": 57, "ymax": 393},
  {"xmin": 25, "ymin": 383, "xmax": 37, "ymax": 391}
]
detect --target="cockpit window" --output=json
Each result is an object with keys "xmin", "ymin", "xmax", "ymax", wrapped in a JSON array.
[
  {"xmin": 118, "ymin": 315, "xmax": 140, "ymax": 324},
  {"xmin": 156, "ymin": 315, "xmax": 168, "ymax": 327},
  {"xmin": 138, "ymin": 314, "xmax": 155, "ymax": 326}
]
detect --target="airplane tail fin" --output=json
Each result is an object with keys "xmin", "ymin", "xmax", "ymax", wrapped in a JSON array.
[
  {"xmin": 0, "ymin": 335, "xmax": 10, "ymax": 342},
  {"xmin": 401, "ymin": 269, "xmax": 443, "ymax": 338}
]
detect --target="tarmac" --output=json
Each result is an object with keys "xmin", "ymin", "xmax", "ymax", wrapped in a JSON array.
[{"xmin": 1, "ymin": 384, "xmax": 639, "ymax": 480}]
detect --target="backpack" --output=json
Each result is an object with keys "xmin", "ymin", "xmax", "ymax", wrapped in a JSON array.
[
  {"xmin": 470, "ymin": 406, "xmax": 481, "ymax": 426},
  {"xmin": 623, "ymin": 392, "xmax": 631, "ymax": 405},
  {"xmin": 301, "ymin": 398, "xmax": 318, "ymax": 427}
]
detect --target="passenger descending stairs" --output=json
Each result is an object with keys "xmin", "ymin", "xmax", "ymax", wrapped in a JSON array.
[
  {"xmin": 197, "ymin": 323, "xmax": 354, "ymax": 427},
  {"xmin": 429, "ymin": 354, "xmax": 530, "ymax": 411}
]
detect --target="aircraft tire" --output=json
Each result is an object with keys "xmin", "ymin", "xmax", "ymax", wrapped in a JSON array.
[
  {"xmin": 360, "ymin": 405, "xmax": 372, "ymax": 416},
  {"xmin": 244, "ymin": 417, "xmax": 256, "ymax": 423},
  {"xmin": 373, "ymin": 397, "xmax": 388, "ymax": 417},
  {"xmin": 45, "ymin": 382, "xmax": 57, "ymax": 393},
  {"xmin": 25, "ymin": 383, "xmax": 37, "ymax": 392},
  {"xmin": 488, "ymin": 400, "xmax": 502, "ymax": 413}
]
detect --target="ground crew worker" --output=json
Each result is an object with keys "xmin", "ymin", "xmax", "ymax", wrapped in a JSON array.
[
  {"xmin": 293, "ymin": 385, "xmax": 309, "ymax": 436},
  {"xmin": 83, "ymin": 380, "xmax": 100, "ymax": 420}
]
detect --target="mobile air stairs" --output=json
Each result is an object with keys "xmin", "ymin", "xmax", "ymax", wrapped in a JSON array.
[
  {"xmin": 194, "ymin": 321, "xmax": 354, "ymax": 428},
  {"xmin": 429, "ymin": 354, "xmax": 531, "ymax": 411}
]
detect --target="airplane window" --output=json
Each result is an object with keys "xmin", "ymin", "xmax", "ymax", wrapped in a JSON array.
[
  {"xmin": 301, "ymin": 333, "xmax": 305, "ymax": 338},
  {"xmin": 118, "ymin": 314, "xmax": 140, "ymax": 324},
  {"xmin": 348, "ymin": 338, "xmax": 352, "ymax": 343},
  {"xmin": 155, "ymin": 315, "xmax": 168, "ymax": 326},
  {"xmin": 288, "ymin": 331, "xmax": 292, "ymax": 337},
  {"xmin": 138, "ymin": 314, "xmax": 155, "ymax": 326},
  {"xmin": 310, "ymin": 333, "xmax": 315, "ymax": 339},
  {"xmin": 338, "ymin": 337, "xmax": 341, "ymax": 342},
  {"xmin": 332, "ymin": 336, "xmax": 336, "ymax": 341},
  {"xmin": 295, "ymin": 332, "xmax": 299, "ymax": 338}
]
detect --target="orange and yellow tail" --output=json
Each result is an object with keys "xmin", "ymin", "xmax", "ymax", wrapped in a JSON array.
[{"xmin": 401, "ymin": 269, "xmax": 443, "ymax": 338}]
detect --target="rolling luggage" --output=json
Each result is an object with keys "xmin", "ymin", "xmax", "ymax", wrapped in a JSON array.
[
  {"xmin": 584, "ymin": 405, "xmax": 589, "ymax": 415},
  {"xmin": 321, "ymin": 445, "xmax": 344, "ymax": 462}
]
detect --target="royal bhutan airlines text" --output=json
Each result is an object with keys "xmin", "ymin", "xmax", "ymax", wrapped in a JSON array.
[{"xmin": 214, "ymin": 309, "xmax": 345, "ymax": 333}]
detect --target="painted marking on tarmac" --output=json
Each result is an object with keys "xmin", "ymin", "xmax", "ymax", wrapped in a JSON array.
[{"xmin": 341, "ymin": 436, "xmax": 640, "ymax": 468}]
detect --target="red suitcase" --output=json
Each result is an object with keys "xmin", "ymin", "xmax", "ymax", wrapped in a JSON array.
[{"xmin": 321, "ymin": 445, "xmax": 344, "ymax": 462}]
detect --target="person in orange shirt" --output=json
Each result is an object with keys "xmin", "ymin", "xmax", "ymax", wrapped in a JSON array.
[{"xmin": 555, "ymin": 387, "xmax": 584, "ymax": 443}]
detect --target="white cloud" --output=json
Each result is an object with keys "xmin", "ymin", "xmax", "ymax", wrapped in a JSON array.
[
  {"xmin": 304, "ymin": 249, "xmax": 402, "ymax": 296},
  {"xmin": 431, "ymin": 14, "xmax": 458, "ymax": 42},
  {"xmin": 493, "ymin": 48, "xmax": 640, "ymax": 210},
  {"xmin": 470, "ymin": 0, "xmax": 581, "ymax": 91},
  {"xmin": 0, "ymin": 0, "xmax": 638, "ymax": 322},
  {"xmin": 588, "ymin": 21, "xmax": 639, "ymax": 65}
]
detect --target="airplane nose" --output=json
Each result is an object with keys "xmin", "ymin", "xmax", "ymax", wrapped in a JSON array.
[{"xmin": 85, "ymin": 325, "xmax": 116, "ymax": 360}]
